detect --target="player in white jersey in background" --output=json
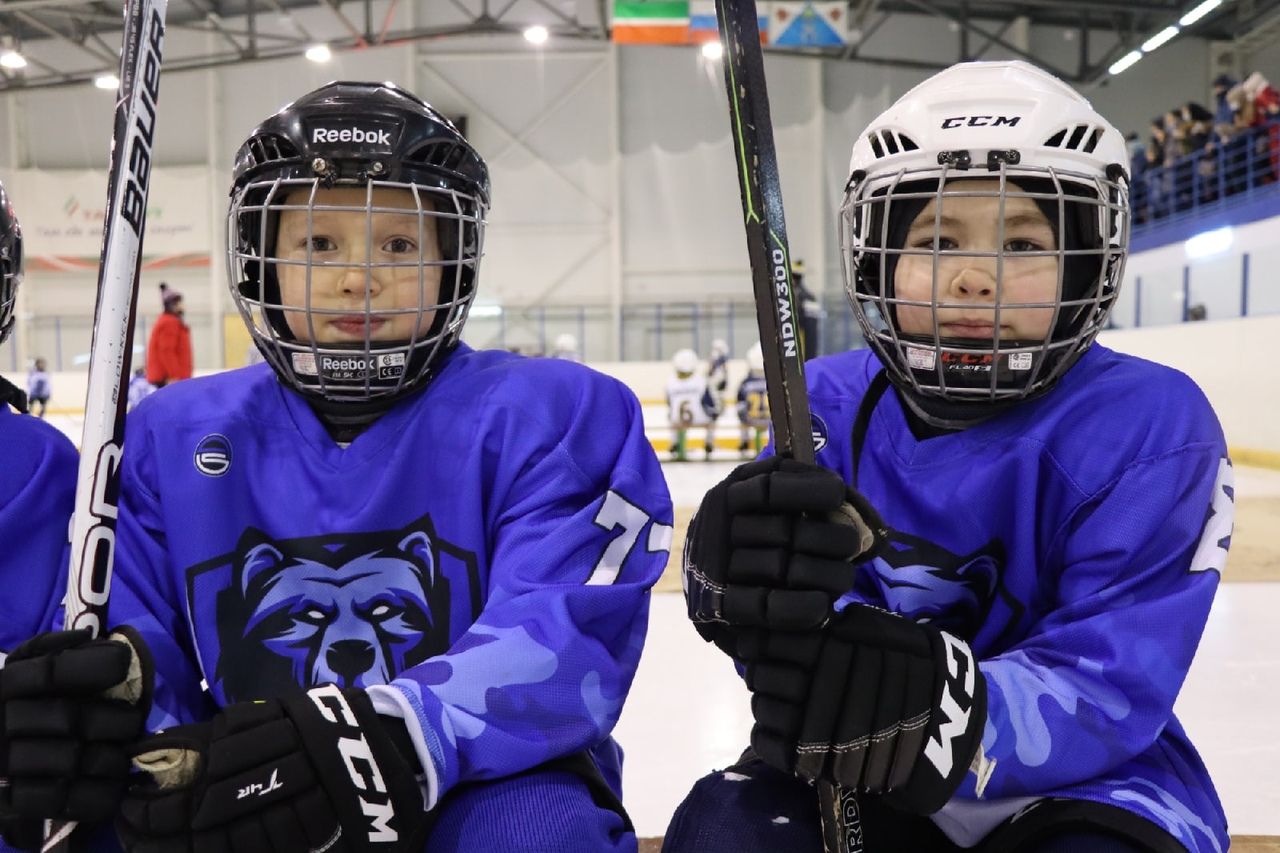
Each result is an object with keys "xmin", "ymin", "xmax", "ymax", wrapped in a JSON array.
[
  {"xmin": 666, "ymin": 347, "xmax": 710, "ymax": 461},
  {"xmin": 24, "ymin": 357, "xmax": 50, "ymax": 418}
]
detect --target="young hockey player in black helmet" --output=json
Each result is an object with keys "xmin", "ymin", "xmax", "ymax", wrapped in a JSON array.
[
  {"xmin": 667, "ymin": 61, "xmax": 1229, "ymax": 853},
  {"xmin": 0, "ymin": 82, "xmax": 671, "ymax": 853},
  {"xmin": 0, "ymin": 181, "xmax": 86, "ymax": 852}
]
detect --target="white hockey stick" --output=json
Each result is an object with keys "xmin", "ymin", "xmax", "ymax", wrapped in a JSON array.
[{"xmin": 44, "ymin": 0, "xmax": 169, "ymax": 848}]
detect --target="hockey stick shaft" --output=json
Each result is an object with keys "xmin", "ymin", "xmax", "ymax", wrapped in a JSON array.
[
  {"xmin": 46, "ymin": 0, "xmax": 168, "ymax": 848},
  {"xmin": 712, "ymin": 2, "xmax": 860, "ymax": 851}
]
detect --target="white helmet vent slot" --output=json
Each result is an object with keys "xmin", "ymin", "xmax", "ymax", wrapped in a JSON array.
[
  {"xmin": 1044, "ymin": 124, "xmax": 1103, "ymax": 154},
  {"xmin": 867, "ymin": 129, "xmax": 919, "ymax": 159}
]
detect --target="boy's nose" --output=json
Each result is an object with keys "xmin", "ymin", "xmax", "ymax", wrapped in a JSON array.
[{"xmin": 948, "ymin": 266, "xmax": 996, "ymax": 299}]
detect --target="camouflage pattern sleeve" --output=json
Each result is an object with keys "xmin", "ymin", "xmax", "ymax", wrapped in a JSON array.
[
  {"xmin": 367, "ymin": 370, "xmax": 673, "ymax": 808},
  {"xmin": 958, "ymin": 445, "xmax": 1232, "ymax": 802}
]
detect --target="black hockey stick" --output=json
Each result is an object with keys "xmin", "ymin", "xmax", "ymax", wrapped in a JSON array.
[
  {"xmin": 46, "ymin": 0, "xmax": 168, "ymax": 848},
  {"xmin": 712, "ymin": 2, "xmax": 862, "ymax": 851}
]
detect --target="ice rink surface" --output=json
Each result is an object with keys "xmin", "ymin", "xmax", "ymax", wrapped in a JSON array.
[{"xmin": 615, "ymin": 461, "xmax": 1280, "ymax": 839}]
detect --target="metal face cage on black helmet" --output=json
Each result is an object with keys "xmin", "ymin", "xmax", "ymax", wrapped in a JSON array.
[
  {"xmin": 838, "ymin": 61, "xmax": 1130, "ymax": 428},
  {"xmin": 227, "ymin": 80, "xmax": 490, "ymax": 405},
  {"xmin": 0, "ymin": 181, "xmax": 23, "ymax": 346}
]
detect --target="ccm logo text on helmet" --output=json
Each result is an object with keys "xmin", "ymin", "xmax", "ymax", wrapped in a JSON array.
[
  {"xmin": 941, "ymin": 115, "xmax": 1021, "ymax": 129},
  {"xmin": 312, "ymin": 126, "xmax": 393, "ymax": 145}
]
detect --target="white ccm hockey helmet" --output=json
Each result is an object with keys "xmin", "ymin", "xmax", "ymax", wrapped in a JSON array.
[{"xmin": 839, "ymin": 60, "xmax": 1129, "ymax": 427}]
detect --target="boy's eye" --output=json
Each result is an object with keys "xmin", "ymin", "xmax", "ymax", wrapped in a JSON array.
[
  {"xmin": 382, "ymin": 236, "xmax": 417, "ymax": 254},
  {"xmin": 1005, "ymin": 239, "xmax": 1045, "ymax": 253},
  {"xmin": 305, "ymin": 236, "xmax": 336, "ymax": 252},
  {"xmin": 912, "ymin": 236, "xmax": 955, "ymax": 250}
]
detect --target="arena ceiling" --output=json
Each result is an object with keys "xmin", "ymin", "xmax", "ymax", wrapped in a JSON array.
[{"xmin": 0, "ymin": 0, "xmax": 1268, "ymax": 90}]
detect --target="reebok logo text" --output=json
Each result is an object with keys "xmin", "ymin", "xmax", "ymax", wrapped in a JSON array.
[{"xmin": 312, "ymin": 126, "xmax": 392, "ymax": 145}]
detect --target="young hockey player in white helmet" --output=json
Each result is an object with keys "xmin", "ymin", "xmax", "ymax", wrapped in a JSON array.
[
  {"xmin": 552, "ymin": 332, "xmax": 582, "ymax": 362},
  {"xmin": 0, "ymin": 82, "xmax": 672, "ymax": 853},
  {"xmin": 668, "ymin": 61, "xmax": 1229, "ymax": 853},
  {"xmin": 667, "ymin": 347, "xmax": 709, "ymax": 461}
]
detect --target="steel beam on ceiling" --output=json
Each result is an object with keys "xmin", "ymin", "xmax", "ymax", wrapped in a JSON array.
[
  {"xmin": 898, "ymin": 0, "xmax": 1081, "ymax": 79},
  {"xmin": 968, "ymin": 15, "xmax": 1016, "ymax": 60},
  {"xmin": 8, "ymin": 9, "xmax": 116, "ymax": 64},
  {"xmin": 842, "ymin": 8, "xmax": 889, "ymax": 60},
  {"xmin": 886, "ymin": 0, "xmax": 1173, "ymax": 15},
  {"xmin": 185, "ymin": 0, "xmax": 246, "ymax": 53},
  {"xmin": 247, "ymin": 0, "xmax": 256, "ymax": 55},
  {"xmin": 0, "ymin": 18, "xmax": 608, "ymax": 90},
  {"xmin": 321, "ymin": 0, "xmax": 369, "ymax": 47}
]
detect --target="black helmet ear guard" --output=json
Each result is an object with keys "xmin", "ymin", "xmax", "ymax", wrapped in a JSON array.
[
  {"xmin": 0, "ymin": 181, "xmax": 23, "ymax": 346},
  {"xmin": 227, "ymin": 81, "xmax": 490, "ymax": 405}
]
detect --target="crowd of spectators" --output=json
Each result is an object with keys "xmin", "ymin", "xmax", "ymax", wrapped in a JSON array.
[{"xmin": 1129, "ymin": 72, "xmax": 1280, "ymax": 225}]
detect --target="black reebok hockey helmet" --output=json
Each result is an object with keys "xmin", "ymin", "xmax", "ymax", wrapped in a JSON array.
[
  {"xmin": 0, "ymin": 180, "xmax": 23, "ymax": 346},
  {"xmin": 227, "ymin": 80, "xmax": 490, "ymax": 404}
]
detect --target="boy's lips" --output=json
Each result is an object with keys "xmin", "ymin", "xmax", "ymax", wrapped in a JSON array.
[
  {"xmin": 329, "ymin": 316, "xmax": 387, "ymax": 335},
  {"xmin": 940, "ymin": 320, "xmax": 1003, "ymax": 338}
]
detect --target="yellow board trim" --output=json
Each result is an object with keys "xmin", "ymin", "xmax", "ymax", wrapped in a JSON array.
[
  {"xmin": 650, "ymin": 435, "xmax": 760, "ymax": 452},
  {"xmin": 1229, "ymin": 447, "xmax": 1280, "ymax": 470}
]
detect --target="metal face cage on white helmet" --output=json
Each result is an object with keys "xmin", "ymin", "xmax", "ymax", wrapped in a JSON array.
[
  {"xmin": 0, "ymin": 181, "xmax": 22, "ymax": 346},
  {"xmin": 227, "ymin": 81, "xmax": 490, "ymax": 405},
  {"xmin": 838, "ymin": 60, "xmax": 1129, "ymax": 428}
]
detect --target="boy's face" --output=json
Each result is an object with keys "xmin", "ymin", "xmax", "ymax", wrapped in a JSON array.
[
  {"xmin": 275, "ymin": 185, "xmax": 442, "ymax": 344},
  {"xmin": 893, "ymin": 179, "xmax": 1059, "ymax": 341}
]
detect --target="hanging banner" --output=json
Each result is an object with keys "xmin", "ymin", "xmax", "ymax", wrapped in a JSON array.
[
  {"xmin": 3, "ymin": 166, "xmax": 211, "ymax": 269},
  {"xmin": 613, "ymin": 1, "xmax": 690, "ymax": 44},
  {"xmin": 689, "ymin": 0, "xmax": 767, "ymax": 43},
  {"xmin": 769, "ymin": 1, "xmax": 847, "ymax": 47}
]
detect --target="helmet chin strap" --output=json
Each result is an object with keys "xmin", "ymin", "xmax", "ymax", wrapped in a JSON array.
[
  {"xmin": 895, "ymin": 384, "xmax": 1021, "ymax": 431},
  {"xmin": 305, "ymin": 387, "xmax": 419, "ymax": 443}
]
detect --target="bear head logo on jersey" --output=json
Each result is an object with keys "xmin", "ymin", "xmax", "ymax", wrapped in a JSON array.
[
  {"xmin": 200, "ymin": 514, "xmax": 482, "ymax": 703},
  {"xmin": 855, "ymin": 529, "xmax": 1021, "ymax": 647}
]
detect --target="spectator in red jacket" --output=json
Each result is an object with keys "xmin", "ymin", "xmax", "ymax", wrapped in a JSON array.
[{"xmin": 145, "ymin": 282, "xmax": 193, "ymax": 387}]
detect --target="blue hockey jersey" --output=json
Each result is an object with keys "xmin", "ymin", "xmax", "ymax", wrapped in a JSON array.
[
  {"xmin": 736, "ymin": 374, "xmax": 769, "ymax": 429},
  {"xmin": 791, "ymin": 345, "xmax": 1230, "ymax": 853},
  {"xmin": 109, "ymin": 344, "xmax": 673, "ymax": 815},
  {"xmin": 0, "ymin": 402, "xmax": 76, "ymax": 655}
]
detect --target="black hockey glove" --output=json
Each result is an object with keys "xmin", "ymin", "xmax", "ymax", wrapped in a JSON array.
[
  {"xmin": 748, "ymin": 603, "xmax": 987, "ymax": 816},
  {"xmin": 684, "ymin": 456, "xmax": 886, "ymax": 658},
  {"xmin": 117, "ymin": 685, "xmax": 431, "ymax": 853},
  {"xmin": 0, "ymin": 627, "xmax": 153, "ymax": 850}
]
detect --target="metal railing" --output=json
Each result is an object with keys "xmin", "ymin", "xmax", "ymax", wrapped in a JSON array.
[{"xmin": 1132, "ymin": 119, "xmax": 1280, "ymax": 233}]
